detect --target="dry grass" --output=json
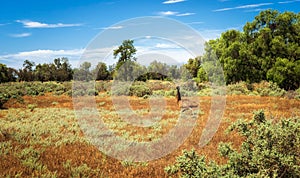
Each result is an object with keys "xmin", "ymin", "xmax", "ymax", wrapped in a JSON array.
[{"xmin": 1, "ymin": 93, "xmax": 300, "ymax": 177}]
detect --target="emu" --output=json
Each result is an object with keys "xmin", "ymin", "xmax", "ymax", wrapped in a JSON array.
[{"xmin": 176, "ymin": 86, "xmax": 181, "ymax": 106}]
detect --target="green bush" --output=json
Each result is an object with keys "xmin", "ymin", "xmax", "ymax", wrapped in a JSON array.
[
  {"xmin": 165, "ymin": 90, "xmax": 176, "ymax": 97},
  {"xmin": 152, "ymin": 90, "xmax": 165, "ymax": 96},
  {"xmin": 295, "ymin": 88, "xmax": 300, "ymax": 99},
  {"xmin": 87, "ymin": 89, "xmax": 98, "ymax": 96},
  {"xmin": 227, "ymin": 81, "xmax": 251, "ymax": 95},
  {"xmin": 129, "ymin": 84, "xmax": 152, "ymax": 97},
  {"xmin": 165, "ymin": 149, "xmax": 220, "ymax": 177},
  {"xmin": 0, "ymin": 93, "xmax": 10, "ymax": 108},
  {"xmin": 165, "ymin": 110, "xmax": 300, "ymax": 177},
  {"xmin": 254, "ymin": 81, "xmax": 286, "ymax": 97},
  {"xmin": 111, "ymin": 82, "xmax": 130, "ymax": 96}
]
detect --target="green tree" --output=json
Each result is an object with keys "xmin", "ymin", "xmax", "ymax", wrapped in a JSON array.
[
  {"xmin": 18, "ymin": 60, "xmax": 35, "ymax": 81},
  {"xmin": 55, "ymin": 58, "xmax": 73, "ymax": 81},
  {"xmin": 0, "ymin": 64, "xmax": 17, "ymax": 83},
  {"xmin": 113, "ymin": 40, "xmax": 137, "ymax": 70},
  {"xmin": 94, "ymin": 62, "xmax": 109, "ymax": 80},
  {"xmin": 267, "ymin": 58, "xmax": 300, "ymax": 90},
  {"xmin": 73, "ymin": 61, "xmax": 93, "ymax": 81},
  {"xmin": 184, "ymin": 56, "xmax": 201, "ymax": 78},
  {"xmin": 207, "ymin": 9, "xmax": 300, "ymax": 89}
]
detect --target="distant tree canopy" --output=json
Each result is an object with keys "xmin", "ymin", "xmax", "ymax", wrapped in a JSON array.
[
  {"xmin": 203, "ymin": 9, "xmax": 300, "ymax": 90},
  {"xmin": 1, "ymin": 10, "xmax": 300, "ymax": 90},
  {"xmin": 0, "ymin": 64, "xmax": 17, "ymax": 83},
  {"xmin": 1, "ymin": 58, "xmax": 73, "ymax": 82}
]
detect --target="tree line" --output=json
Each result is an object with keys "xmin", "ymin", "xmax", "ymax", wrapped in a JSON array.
[
  {"xmin": 1, "ymin": 10, "xmax": 300, "ymax": 90},
  {"xmin": 196, "ymin": 9, "xmax": 300, "ymax": 90}
]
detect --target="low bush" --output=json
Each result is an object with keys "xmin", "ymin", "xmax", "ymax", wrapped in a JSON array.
[
  {"xmin": 152, "ymin": 90, "xmax": 165, "ymax": 96},
  {"xmin": 111, "ymin": 82, "xmax": 130, "ymax": 96},
  {"xmin": 165, "ymin": 110, "xmax": 300, "ymax": 177},
  {"xmin": 227, "ymin": 81, "xmax": 251, "ymax": 95},
  {"xmin": 295, "ymin": 88, "xmax": 300, "ymax": 99},
  {"xmin": 253, "ymin": 81, "xmax": 286, "ymax": 97},
  {"xmin": 129, "ymin": 83, "xmax": 152, "ymax": 97}
]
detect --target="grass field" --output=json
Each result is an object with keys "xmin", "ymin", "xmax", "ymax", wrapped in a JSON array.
[{"xmin": 1, "ymin": 91, "xmax": 300, "ymax": 177}]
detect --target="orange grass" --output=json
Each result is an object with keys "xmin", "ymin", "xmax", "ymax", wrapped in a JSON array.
[{"xmin": 1, "ymin": 94, "xmax": 300, "ymax": 177}]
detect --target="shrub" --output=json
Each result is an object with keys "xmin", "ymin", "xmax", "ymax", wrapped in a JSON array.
[
  {"xmin": 165, "ymin": 110, "xmax": 300, "ymax": 177},
  {"xmin": 254, "ymin": 81, "xmax": 286, "ymax": 97},
  {"xmin": 129, "ymin": 84, "xmax": 152, "ymax": 97},
  {"xmin": 87, "ymin": 89, "xmax": 98, "ymax": 96},
  {"xmin": 111, "ymin": 82, "xmax": 130, "ymax": 96},
  {"xmin": 165, "ymin": 149, "xmax": 220, "ymax": 177},
  {"xmin": 0, "ymin": 93, "xmax": 10, "ymax": 108},
  {"xmin": 295, "ymin": 88, "xmax": 300, "ymax": 99},
  {"xmin": 165, "ymin": 90, "xmax": 176, "ymax": 97},
  {"xmin": 152, "ymin": 90, "xmax": 165, "ymax": 96},
  {"xmin": 227, "ymin": 81, "xmax": 251, "ymax": 95}
]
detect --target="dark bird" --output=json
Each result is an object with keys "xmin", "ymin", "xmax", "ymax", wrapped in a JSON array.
[{"xmin": 176, "ymin": 86, "xmax": 181, "ymax": 105}]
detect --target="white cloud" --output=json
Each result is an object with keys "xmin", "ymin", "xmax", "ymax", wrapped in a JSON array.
[
  {"xmin": 176, "ymin": 12, "xmax": 195, "ymax": 16},
  {"xmin": 187, "ymin": 21, "xmax": 204, "ymax": 25},
  {"xmin": 136, "ymin": 45, "xmax": 194, "ymax": 66},
  {"xmin": 278, "ymin": 0, "xmax": 300, "ymax": 4},
  {"xmin": 155, "ymin": 43, "xmax": 180, "ymax": 49},
  {"xmin": 16, "ymin": 20, "xmax": 82, "ymax": 28},
  {"xmin": 0, "ymin": 49, "xmax": 84, "ymax": 69},
  {"xmin": 163, "ymin": 0, "xmax": 186, "ymax": 4},
  {"xmin": 157, "ymin": 11, "xmax": 194, "ymax": 17},
  {"xmin": 101, "ymin": 26, "xmax": 124, "ymax": 30},
  {"xmin": 10, "ymin": 33, "xmax": 31, "ymax": 38},
  {"xmin": 158, "ymin": 11, "xmax": 178, "ymax": 16},
  {"xmin": 213, "ymin": 3, "xmax": 273, "ymax": 12}
]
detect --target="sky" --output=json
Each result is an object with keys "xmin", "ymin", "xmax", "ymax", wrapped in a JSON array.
[{"xmin": 0, "ymin": 0, "xmax": 300, "ymax": 69}]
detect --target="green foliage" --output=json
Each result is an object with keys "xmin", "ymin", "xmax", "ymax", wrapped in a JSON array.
[
  {"xmin": 196, "ymin": 67, "xmax": 208, "ymax": 83},
  {"xmin": 94, "ymin": 62, "xmax": 110, "ymax": 80},
  {"xmin": 0, "ymin": 141, "xmax": 13, "ymax": 155},
  {"xmin": 63, "ymin": 160, "xmax": 103, "ymax": 177},
  {"xmin": 165, "ymin": 110, "xmax": 300, "ymax": 177},
  {"xmin": 18, "ymin": 147, "xmax": 46, "ymax": 172},
  {"xmin": 0, "ymin": 93, "xmax": 11, "ymax": 108},
  {"xmin": 165, "ymin": 149, "xmax": 221, "ymax": 178},
  {"xmin": 267, "ymin": 58, "xmax": 300, "ymax": 90},
  {"xmin": 253, "ymin": 81, "xmax": 286, "ymax": 97},
  {"xmin": 0, "ymin": 63, "xmax": 17, "ymax": 83},
  {"xmin": 112, "ymin": 81, "xmax": 152, "ymax": 97},
  {"xmin": 18, "ymin": 58, "xmax": 73, "ymax": 82},
  {"xmin": 0, "ymin": 81, "xmax": 72, "ymax": 108},
  {"xmin": 27, "ymin": 104, "xmax": 37, "ymax": 111},
  {"xmin": 295, "ymin": 88, "xmax": 300, "ymax": 99},
  {"xmin": 208, "ymin": 9, "xmax": 300, "ymax": 90},
  {"xmin": 114, "ymin": 40, "xmax": 137, "ymax": 72},
  {"xmin": 129, "ymin": 83, "xmax": 152, "ymax": 97},
  {"xmin": 184, "ymin": 57, "xmax": 202, "ymax": 78},
  {"xmin": 111, "ymin": 82, "xmax": 130, "ymax": 96},
  {"xmin": 73, "ymin": 61, "xmax": 93, "ymax": 81},
  {"xmin": 226, "ymin": 81, "xmax": 251, "ymax": 95},
  {"xmin": 114, "ymin": 61, "xmax": 146, "ymax": 81}
]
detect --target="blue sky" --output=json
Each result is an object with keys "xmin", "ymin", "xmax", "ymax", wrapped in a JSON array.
[{"xmin": 0, "ymin": 0, "xmax": 300, "ymax": 69}]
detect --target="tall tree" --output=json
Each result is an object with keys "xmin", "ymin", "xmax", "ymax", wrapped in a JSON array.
[
  {"xmin": 113, "ymin": 40, "xmax": 137, "ymax": 81},
  {"xmin": 206, "ymin": 9, "xmax": 300, "ymax": 89},
  {"xmin": 18, "ymin": 60, "xmax": 35, "ymax": 81}
]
